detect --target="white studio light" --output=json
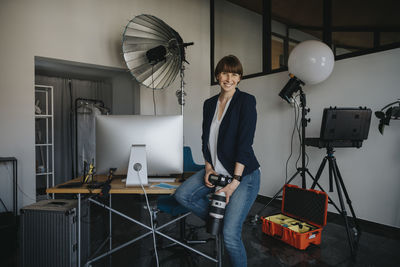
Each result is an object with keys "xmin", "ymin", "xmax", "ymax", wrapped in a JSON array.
[
  {"xmin": 279, "ymin": 40, "xmax": 335, "ymax": 103},
  {"xmin": 288, "ymin": 40, "xmax": 334, "ymax": 85}
]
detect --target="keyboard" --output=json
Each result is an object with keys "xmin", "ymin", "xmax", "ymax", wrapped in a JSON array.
[{"xmin": 148, "ymin": 178, "xmax": 176, "ymax": 183}]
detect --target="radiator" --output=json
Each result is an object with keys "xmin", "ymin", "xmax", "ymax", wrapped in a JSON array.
[{"xmin": 20, "ymin": 199, "xmax": 90, "ymax": 267}]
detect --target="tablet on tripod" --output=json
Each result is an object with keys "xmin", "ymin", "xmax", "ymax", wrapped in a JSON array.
[
  {"xmin": 320, "ymin": 107, "xmax": 372, "ymax": 141},
  {"xmin": 307, "ymin": 107, "xmax": 372, "ymax": 148},
  {"xmin": 306, "ymin": 107, "xmax": 372, "ymax": 254}
]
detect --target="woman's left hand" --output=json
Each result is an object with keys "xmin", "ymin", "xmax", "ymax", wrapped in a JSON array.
[{"xmin": 216, "ymin": 179, "xmax": 240, "ymax": 204}]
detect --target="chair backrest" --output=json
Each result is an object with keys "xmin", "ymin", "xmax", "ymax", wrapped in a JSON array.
[{"xmin": 183, "ymin": 146, "xmax": 204, "ymax": 172}]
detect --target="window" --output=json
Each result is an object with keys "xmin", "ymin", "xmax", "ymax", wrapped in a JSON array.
[
  {"xmin": 332, "ymin": 0, "xmax": 400, "ymax": 59},
  {"xmin": 332, "ymin": 32, "xmax": 374, "ymax": 56},
  {"xmin": 212, "ymin": 0, "xmax": 263, "ymax": 84},
  {"xmin": 210, "ymin": 0, "xmax": 400, "ymax": 84}
]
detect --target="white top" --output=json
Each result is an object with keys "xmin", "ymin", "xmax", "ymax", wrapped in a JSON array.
[{"xmin": 208, "ymin": 98, "xmax": 232, "ymax": 177}]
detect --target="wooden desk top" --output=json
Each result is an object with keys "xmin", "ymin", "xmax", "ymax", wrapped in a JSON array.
[{"xmin": 46, "ymin": 175, "xmax": 181, "ymax": 195}]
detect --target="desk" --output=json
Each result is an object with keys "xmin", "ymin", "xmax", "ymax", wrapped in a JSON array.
[
  {"xmin": 47, "ymin": 176, "xmax": 220, "ymax": 267},
  {"xmin": 47, "ymin": 175, "xmax": 181, "ymax": 195}
]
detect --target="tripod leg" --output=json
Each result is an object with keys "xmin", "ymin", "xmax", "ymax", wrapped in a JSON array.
[
  {"xmin": 333, "ymin": 160, "xmax": 361, "ymax": 233},
  {"xmin": 328, "ymin": 159, "xmax": 334, "ymax": 192},
  {"xmin": 306, "ymin": 169, "xmax": 342, "ymax": 213},
  {"xmin": 311, "ymin": 157, "xmax": 327, "ymax": 189},
  {"xmin": 331, "ymin": 160, "xmax": 356, "ymax": 256}
]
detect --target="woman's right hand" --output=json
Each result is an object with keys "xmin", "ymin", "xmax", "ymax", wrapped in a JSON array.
[{"xmin": 204, "ymin": 163, "xmax": 217, "ymax": 188}]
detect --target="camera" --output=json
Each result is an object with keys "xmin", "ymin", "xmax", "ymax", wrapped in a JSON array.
[{"xmin": 206, "ymin": 174, "xmax": 232, "ymax": 235}]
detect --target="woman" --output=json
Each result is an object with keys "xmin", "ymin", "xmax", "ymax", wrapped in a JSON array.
[{"xmin": 174, "ymin": 55, "xmax": 260, "ymax": 267}]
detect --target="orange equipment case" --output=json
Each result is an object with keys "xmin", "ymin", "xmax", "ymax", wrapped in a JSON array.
[{"xmin": 261, "ymin": 184, "xmax": 328, "ymax": 250}]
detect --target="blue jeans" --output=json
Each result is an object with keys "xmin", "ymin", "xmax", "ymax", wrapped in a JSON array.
[{"xmin": 174, "ymin": 169, "xmax": 260, "ymax": 267}]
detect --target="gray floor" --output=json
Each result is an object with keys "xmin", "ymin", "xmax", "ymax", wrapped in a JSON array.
[
  {"xmin": 2, "ymin": 194, "xmax": 399, "ymax": 267},
  {"xmin": 86, "ymin": 195, "xmax": 400, "ymax": 267}
]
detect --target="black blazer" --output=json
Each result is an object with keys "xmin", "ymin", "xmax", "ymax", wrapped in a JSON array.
[{"xmin": 202, "ymin": 88, "xmax": 260, "ymax": 177}]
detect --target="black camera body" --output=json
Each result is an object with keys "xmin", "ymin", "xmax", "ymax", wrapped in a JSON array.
[
  {"xmin": 206, "ymin": 174, "xmax": 232, "ymax": 235},
  {"xmin": 209, "ymin": 174, "xmax": 232, "ymax": 187}
]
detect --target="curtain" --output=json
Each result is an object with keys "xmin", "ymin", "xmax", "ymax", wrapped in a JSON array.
[{"xmin": 35, "ymin": 75, "xmax": 112, "ymax": 185}]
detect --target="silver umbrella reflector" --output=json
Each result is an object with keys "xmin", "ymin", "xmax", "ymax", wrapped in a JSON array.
[{"xmin": 122, "ymin": 14, "xmax": 193, "ymax": 90}]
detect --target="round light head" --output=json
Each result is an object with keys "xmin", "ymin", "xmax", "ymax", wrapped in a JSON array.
[{"xmin": 288, "ymin": 40, "xmax": 334, "ymax": 85}]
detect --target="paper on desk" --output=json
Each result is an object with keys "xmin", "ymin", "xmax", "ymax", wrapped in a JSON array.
[{"xmin": 151, "ymin": 183, "xmax": 178, "ymax": 189}]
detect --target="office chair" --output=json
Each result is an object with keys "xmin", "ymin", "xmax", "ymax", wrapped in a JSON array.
[
  {"xmin": 154, "ymin": 146, "xmax": 203, "ymax": 238},
  {"xmin": 153, "ymin": 146, "xmax": 222, "ymax": 266},
  {"xmin": 155, "ymin": 195, "xmax": 223, "ymax": 266},
  {"xmin": 183, "ymin": 146, "xmax": 205, "ymax": 172}
]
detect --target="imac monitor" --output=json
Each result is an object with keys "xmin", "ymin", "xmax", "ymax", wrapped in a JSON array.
[{"xmin": 95, "ymin": 115, "xmax": 183, "ymax": 179}]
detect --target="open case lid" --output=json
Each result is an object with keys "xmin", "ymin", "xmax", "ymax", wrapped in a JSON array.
[{"xmin": 282, "ymin": 184, "xmax": 328, "ymax": 228}]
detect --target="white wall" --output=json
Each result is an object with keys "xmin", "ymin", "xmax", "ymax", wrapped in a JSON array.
[
  {"xmin": 112, "ymin": 73, "xmax": 140, "ymax": 115},
  {"xmin": 0, "ymin": 0, "xmax": 209, "ymax": 211},
  {"xmin": 212, "ymin": 48, "xmax": 400, "ymax": 228}
]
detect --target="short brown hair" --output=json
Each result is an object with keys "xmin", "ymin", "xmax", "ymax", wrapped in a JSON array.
[{"xmin": 214, "ymin": 55, "xmax": 243, "ymax": 80}]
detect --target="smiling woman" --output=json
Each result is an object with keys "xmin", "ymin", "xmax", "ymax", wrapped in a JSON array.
[
  {"xmin": 214, "ymin": 55, "xmax": 243, "ymax": 95},
  {"xmin": 217, "ymin": 71, "xmax": 240, "ymax": 95},
  {"xmin": 175, "ymin": 55, "xmax": 260, "ymax": 267}
]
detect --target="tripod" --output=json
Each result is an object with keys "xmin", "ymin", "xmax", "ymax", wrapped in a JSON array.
[{"xmin": 310, "ymin": 144, "xmax": 361, "ymax": 255}]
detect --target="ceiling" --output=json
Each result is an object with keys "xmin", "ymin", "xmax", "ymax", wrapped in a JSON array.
[{"xmin": 225, "ymin": 0, "xmax": 400, "ymax": 50}]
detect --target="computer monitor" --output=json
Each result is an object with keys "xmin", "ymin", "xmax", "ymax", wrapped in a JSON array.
[{"xmin": 95, "ymin": 115, "xmax": 183, "ymax": 176}]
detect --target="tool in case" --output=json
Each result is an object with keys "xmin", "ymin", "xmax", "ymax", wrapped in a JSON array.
[{"xmin": 261, "ymin": 184, "xmax": 328, "ymax": 250}]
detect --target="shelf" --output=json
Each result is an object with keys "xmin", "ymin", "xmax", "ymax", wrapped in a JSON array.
[
  {"xmin": 35, "ymin": 84, "xmax": 54, "ymax": 201},
  {"xmin": 35, "ymin": 144, "xmax": 53, "ymax": 147},
  {"xmin": 35, "ymin": 115, "xmax": 52, "ymax": 118},
  {"xmin": 36, "ymin": 172, "xmax": 54, "ymax": 176}
]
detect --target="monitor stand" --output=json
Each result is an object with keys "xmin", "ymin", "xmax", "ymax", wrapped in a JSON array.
[{"xmin": 126, "ymin": 145, "xmax": 148, "ymax": 186}]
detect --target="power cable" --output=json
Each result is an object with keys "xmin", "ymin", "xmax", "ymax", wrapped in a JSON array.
[
  {"xmin": 294, "ymin": 94, "xmax": 311, "ymax": 169},
  {"xmin": 3, "ymin": 164, "xmax": 36, "ymax": 202},
  {"xmin": 294, "ymin": 95, "xmax": 302, "ymax": 169},
  {"xmin": 285, "ymin": 98, "xmax": 299, "ymax": 183},
  {"xmin": 134, "ymin": 163, "xmax": 159, "ymax": 267}
]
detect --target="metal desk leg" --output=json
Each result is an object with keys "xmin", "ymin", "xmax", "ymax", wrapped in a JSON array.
[
  {"xmin": 109, "ymin": 194, "xmax": 112, "ymax": 267},
  {"xmin": 78, "ymin": 193, "xmax": 81, "ymax": 267},
  {"xmin": 14, "ymin": 160, "xmax": 17, "ymax": 217}
]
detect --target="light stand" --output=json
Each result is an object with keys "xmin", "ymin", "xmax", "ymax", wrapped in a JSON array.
[
  {"xmin": 176, "ymin": 63, "xmax": 187, "ymax": 115},
  {"xmin": 250, "ymin": 86, "xmax": 318, "ymax": 223},
  {"xmin": 250, "ymin": 39, "xmax": 335, "ymax": 224}
]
